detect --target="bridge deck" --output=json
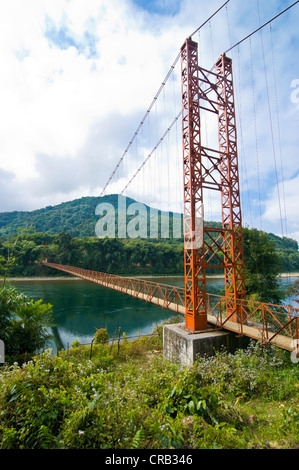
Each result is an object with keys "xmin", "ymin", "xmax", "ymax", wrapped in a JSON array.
[
  {"xmin": 94, "ymin": 279, "xmax": 295, "ymax": 350},
  {"xmin": 41, "ymin": 262, "xmax": 297, "ymax": 352}
]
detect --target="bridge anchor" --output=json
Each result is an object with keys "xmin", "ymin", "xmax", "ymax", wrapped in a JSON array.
[{"xmin": 163, "ymin": 323, "xmax": 250, "ymax": 366}]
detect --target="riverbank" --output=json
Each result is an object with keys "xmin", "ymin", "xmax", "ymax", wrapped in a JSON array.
[
  {"xmin": 1, "ymin": 276, "xmax": 80, "ymax": 281},
  {"xmin": 1, "ymin": 329, "xmax": 299, "ymax": 449},
  {"xmin": 3, "ymin": 272, "xmax": 299, "ymax": 281},
  {"xmin": 278, "ymin": 272, "xmax": 299, "ymax": 278}
]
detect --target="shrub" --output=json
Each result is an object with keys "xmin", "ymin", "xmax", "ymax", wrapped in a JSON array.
[
  {"xmin": 0, "ymin": 335, "xmax": 298, "ymax": 449},
  {"xmin": 0, "ymin": 283, "xmax": 53, "ymax": 363},
  {"xmin": 94, "ymin": 328, "xmax": 109, "ymax": 344},
  {"xmin": 194, "ymin": 341, "xmax": 295, "ymax": 400}
]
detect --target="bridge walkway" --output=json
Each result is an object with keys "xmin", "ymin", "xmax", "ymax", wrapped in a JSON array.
[{"xmin": 41, "ymin": 262, "xmax": 298, "ymax": 353}]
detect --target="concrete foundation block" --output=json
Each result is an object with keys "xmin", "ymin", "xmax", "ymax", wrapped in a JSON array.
[{"xmin": 163, "ymin": 323, "xmax": 250, "ymax": 366}]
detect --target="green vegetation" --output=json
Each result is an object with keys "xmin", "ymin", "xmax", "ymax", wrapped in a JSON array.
[
  {"xmin": 0, "ymin": 283, "xmax": 53, "ymax": 364},
  {"xmin": 286, "ymin": 279, "xmax": 299, "ymax": 306},
  {"xmin": 0, "ymin": 232, "xmax": 185, "ymax": 277},
  {"xmin": 0, "ymin": 195, "xmax": 183, "ymax": 239},
  {"xmin": 0, "ymin": 225, "xmax": 294, "ymax": 304},
  {"xmin": 268, "ymin": 232, "xmax": 299, "ymax": 273},
  {"xmin": 0, "ymin": 323, "xmax": 298, "ymax": 449},
  {"xmin": 94, "ymin": 328, "xmax": 110, "ymax": 344},
  {"xmin": 0, "ymin": 194, "xmax": 298, "ymax": 280},
  {"xmin": 243, "ymin": 227, "xmax": 284, "ymax": 304},
  {"xmin": 0, "ymin": 208, "xmax": 298, "ymax": 449},
  {"xmin": 0, "ymin": 196, "xmax": 105, "ymax": 238}
]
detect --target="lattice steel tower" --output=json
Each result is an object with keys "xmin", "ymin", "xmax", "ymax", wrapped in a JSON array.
[{"xmin": 181, "ymin": 38, "xmax": 246, "ymax": 332}]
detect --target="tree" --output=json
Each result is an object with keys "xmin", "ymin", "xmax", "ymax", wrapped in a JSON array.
[
  {"xmin": 0, "ymin": 283, "xmax": 54, "ymax": 362},
  {"xmin": 242, "ymin": 228, "xmax": 284, "ymax": 304},
  {"xmin": 285, "ymin": 279, "xmax": 299, "ymax": 306}
]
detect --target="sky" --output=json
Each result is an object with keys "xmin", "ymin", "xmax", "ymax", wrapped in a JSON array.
[{"xmin": 0, "ymin": 0, "xmax": 298, "ymax": 242}]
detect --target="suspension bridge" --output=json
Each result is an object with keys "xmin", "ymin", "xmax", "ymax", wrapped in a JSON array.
[{"xmin": 42, "ymin": 1, "xmax": 299, "ymax": 358}]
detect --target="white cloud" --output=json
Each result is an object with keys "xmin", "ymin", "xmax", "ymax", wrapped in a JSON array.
[
  {"xmin": 0, "ymin": 0, "xmax": 298, "ymax": 244},
  {"xmin": 0, "ymin": 0, "xmax": 185, "ymax": 207},
  {"xmin": 263, "ymin": 173, "xmax": 299, "ymax": 241}
]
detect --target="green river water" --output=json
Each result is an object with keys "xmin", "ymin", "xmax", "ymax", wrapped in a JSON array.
[{"xmin": 9, "ymin": 275, "xmax": 298, "ymax": 351}]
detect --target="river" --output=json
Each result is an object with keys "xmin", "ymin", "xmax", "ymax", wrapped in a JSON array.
[{"xmin": 9, "ymin": 274, "xmax": 298, "ymax": 351}]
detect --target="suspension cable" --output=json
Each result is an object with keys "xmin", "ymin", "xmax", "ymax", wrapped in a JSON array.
[
  {"xmin": 69, "ymin": 0, "xmax": 299, "ymax": 240},
  {"xmin": 269, "ymin": 23, "xmax": 288, "ymax": 238},
  {"xmin": 119, "ymin": 111, "xmax": 182, "ymax": 197},
  {"xmin": 256, "ymin": 0, "xmax": 285, "ymax": 240},
  {"xmin": 249, "ymin": 37, "xmax": 262, "ymax": 231},
  {"xmin": 189, "ymin": 0, "xmax": 231, "ymax": 38},
  {"xmin": 224, "ymin": 0, "xmax": 299, "ymax": 54},
  {"xmin": 100, "ymin": 0, "xmax": 232, "ymax": 201}
]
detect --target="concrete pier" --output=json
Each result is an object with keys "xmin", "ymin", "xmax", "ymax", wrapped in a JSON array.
[{"xmin": 163, "ymin": 323, "xmax": 251, "ymax": 366}]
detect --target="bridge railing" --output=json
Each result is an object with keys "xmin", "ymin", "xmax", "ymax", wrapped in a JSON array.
[
  {"xmin": 87, "ymin": 267, "xmax": 186, "ymax": 311},
  {"xmin": 42, "ymin": 262, "xmax": 186, "ymax": 312},
  {"xmin": 42, "ymin": 262, "xmax": 299, "ymax": 348},
  {"xmin": 207, "ymin": 293, "xmax": 299, "ymax": 346}
]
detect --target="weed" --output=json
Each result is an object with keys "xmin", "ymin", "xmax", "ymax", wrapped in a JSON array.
[{"xmin": 0, "ymin": 326, "xmax": 299, "ymax": 449}]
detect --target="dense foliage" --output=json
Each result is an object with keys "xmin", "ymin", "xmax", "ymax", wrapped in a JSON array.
[
  {"xmin": 0, "ymin": 195, "xmax": 298, "ymax": 277},
  {"xmin": 0, "ymin": 328, "xmax": 298, "ymax": 450},
  {"xmin": 0, "ymin": 195, "xmax": 183, "ymax": 239},
  {"xmin": 0, "ymin": 283, "xmax": 53, "ymax": 363},
  {"xmin": 0, "ymin": 225, "xmax": 295, "ymax": 304},
  {"xmin": 243, "ymin": 228, "xmax": 283, "ymax": 303},
  {"xmin": 0, "ymin": 233, "xmax": 185, "ymax": 277},
  {"xmin": 286, "ymin": 279, "xmax": 299, "ymax": 306},
  {"xmin": 0, "ymin": 196, "xmax": 105, "ymax": 238},
  {"xmin": 0, "ymin": 196, "xmax": 297, "ymax": 449}
]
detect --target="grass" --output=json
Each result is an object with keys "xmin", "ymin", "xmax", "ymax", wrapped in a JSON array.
[{"xmin": 0, "ymin": 317, "xmax": 299, "ymax": 449}]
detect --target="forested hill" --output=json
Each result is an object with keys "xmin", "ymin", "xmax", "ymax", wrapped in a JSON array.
[
  {"xmin": 0, "ymin": 194, "xmax": 215, "ymax": 239},
  {"xmin": 0, "ymin": 195, "xmax": 133, "ymax": 238},
  {"xmin": 0, "ymin": 194, "xmax": 298, "ymax": 274},
  {"xmin": 2, "ymin": 194, "xmax": 182, "ymax": 238}
]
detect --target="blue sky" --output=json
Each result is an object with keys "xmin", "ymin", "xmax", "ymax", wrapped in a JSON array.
[
  {"xmin": 132, "ymin": 0, "xmax": 181, "ymax": 15},
  {"xmin": 0, "ymin": 0, "xmax": 298, "ymax": 242},
  {"xmin": 45, "ymin": 15, "xmax": 99, "ymax": 59}
]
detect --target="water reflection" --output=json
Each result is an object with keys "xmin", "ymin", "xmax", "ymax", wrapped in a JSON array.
[{"xmin": 10, "ymin": 275, "xmax": 297, "ymax": 349}]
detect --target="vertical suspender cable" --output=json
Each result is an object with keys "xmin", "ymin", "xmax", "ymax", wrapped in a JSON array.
[
  {"xmin": 256, "ymin": 0, "xmax": 284, "ymax": 239},
  {"xmin": 236, "ymin": 45, "xmax": 254, "ymax": 229},
  {"xmin": 249, "ymin": 37, "xmax": 263, "ymax": 231},
  {"xmin": 269, "ymin": 23, "xmax": 288, "ymax": 238}
]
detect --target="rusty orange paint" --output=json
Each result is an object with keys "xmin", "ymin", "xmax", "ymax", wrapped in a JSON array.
[{"xmin": 180, "ymin": 39, "xmax": 246, "ymax": 332}]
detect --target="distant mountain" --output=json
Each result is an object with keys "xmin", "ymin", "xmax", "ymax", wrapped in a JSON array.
[
  {"xmin": 1, "ymin": 195, "xmax": 297, "ymax": 255},
  {"xmin": 0, "ymin": 194, "xmax": 185, "ymax": 239},
  {"xmin": 1, "ymin": 194, "xmax": 298, "ymax": 274}
]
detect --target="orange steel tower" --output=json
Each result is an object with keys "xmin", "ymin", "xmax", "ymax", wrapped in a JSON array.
[
  {"xmin": 181, "ymin": 38, "xmax": 207, "ymax": 332},
  {"xmin": 180, "ymin": 38, "xmax": 246, "ymax": 332}
]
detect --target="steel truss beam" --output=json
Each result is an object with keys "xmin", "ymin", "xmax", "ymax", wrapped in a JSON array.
[
  {"xmin": 181, "ymin": 38, "xmax": 207, "ymax": 331},
  {"xmin": 180, "ymin": 38, "xmax": 246, "ymax": 331}
]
